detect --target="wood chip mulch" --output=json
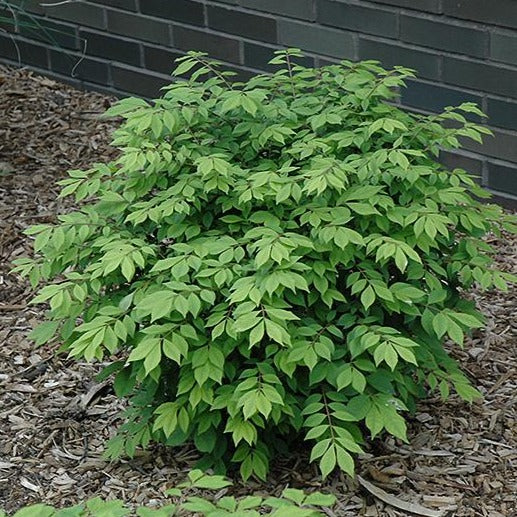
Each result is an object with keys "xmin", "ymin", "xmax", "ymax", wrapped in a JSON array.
[{"xmin": 0, "ymin": 65, "xmax": 515, "ymax": 517}]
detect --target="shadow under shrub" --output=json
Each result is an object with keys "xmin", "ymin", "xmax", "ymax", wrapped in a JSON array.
[{"xmin": 13, "ymin": 49, "xmax": 516, "ymax": 480}]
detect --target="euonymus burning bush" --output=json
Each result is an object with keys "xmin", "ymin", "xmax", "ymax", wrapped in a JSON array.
[{"xmin": 14, "ymin": 50, "xmax": 516, "ymax": 480}]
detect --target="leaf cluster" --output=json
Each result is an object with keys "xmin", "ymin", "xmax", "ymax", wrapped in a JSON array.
[
  {"xmin": 13, "ymin": 49, "xmax": 517, "ymax": 479},
  {"xmin": 2, "ymin": 470, "xmax": 335, "ymax": 517}
]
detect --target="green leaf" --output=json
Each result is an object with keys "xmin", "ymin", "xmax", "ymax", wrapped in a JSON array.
[
  {"xmin": 86, "ymin": 498, "xmax": 129, "ymax": 517},
  {"xmin": 384, "ymin": 411, "xmax": 407, "ymax": 441},
  {"xmin": 439, "ymin": 380, "xmax": 450, "ymax": 399},
  {"xmin": 173, "ymin": 59, "xmax": 198, "ymax": 76},
  {"xmin": 265, "ymin": 319, "xmax": 290, "ymax": 345},
  {"xmin": 181, "ymin": 498, "xmax": 217, "ymax": 514},
  {"xmin": 365, "ymin": 405, "xmax": 383, "ymax": 438},
  {"xmin": 249, "ymin": 320, "xmax": 265, "ymax": 347},
  {"xmin": 29, "ymin": 320, "xmax": 59, "ymax": 346},
  {"xmin": 447, "ymin": 319, "xmax": 464, "ymax": 346},
  {"xmin": 121, "ymin": 256, "xmax": 136, "ymax": 281},
  {"xmin": 432, "ymin": 313, "xmax": 449, "ymax": 339},
  {"xmin": 305, "ymin": 425, "xmax": 328, "ymax": 440},
  {"xmin": 189, "ymin": 473, "xmax": 232, "ymax": 490},
  {"xmin": 234, "ymin": 312, "xmax": 261, "ymax": 332},
  {"xmin": 136, "ymin": 291, "xmax": 173, "ymax": 321},
  {"xmin": 113, "ymin": 368, "xmax": 135, "ymax": 397},
  {"xmin": 360, "ymin": 285, "xmax": 375, "ymax": 310},
  {"xmin": 454, "ymin": 381, "xmax": 481, "ymax": 402},
  {"xmin": 13, "ymin": 505, "xmax": 55, "ymax": 517},
  {"xmin": 153, "ymin": 403, "xmax": 178, "ymax": 437},
  {"xmin": 53, "ymin": 505, "xmax": 85, "ymax": 517},
  {"xmin": 319, "ymin": 445, "xmax": 336, "ymax": 479},
  {"xmin": 335, "ymin": 446, "xmax": 355, "ymax": 476},
  {"xmin": 282, "ymin": 488, "xmax": 306, "ymax": 505},
  {"xmin": 303, "ymin": 492, "xmax": 337, "ymax": 507},
  {"xmin": 164, "ymin": 488, "xmax": 182, "ymax": 497},
  {"xmin": 309, "ymin": 439, "xmax": 331, "ymax": 462},
  {"xmin": 336, "ymin": 366, "xmax": 352, "ymax": 390},
  {"xmin": 351, "ymin": 368, "xmax": 367, "ymax": 393}
]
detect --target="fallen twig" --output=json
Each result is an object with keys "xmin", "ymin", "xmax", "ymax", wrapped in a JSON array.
[
  {"xmin": 357, "ymin": 475, "xmax": 445, "ymax": 517},
  {"xmin": 0, "ymin": 304, "xmax": 26, "ymax": 311}
]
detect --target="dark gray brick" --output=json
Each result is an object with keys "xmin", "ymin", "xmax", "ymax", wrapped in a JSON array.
[
  {"xmin": 444, "ymin": 0, "xmax": 517, "ymax": 30},
  {"xmin": 368, "ymin": 0, "xmax": 441, "ymax": 13},
  {"xmin": 486, "ymin": 191, "xmax": 517, "ymax": 209},
  {"xmin": 0, "ymin": 7, "xmax": 16, "ymax": 32},
  {"xmin": 79, "ymin": 29, "xmax": 140, "ymax": 66},
  {"xmin": 358, "ymin": 37, "xmax": 440, "ymax": 80},
  {"xmin": 487, "ymin": 161, "xmax": 517, "ymax": 196},
  {"xmin": 107, "ymin": 10, "xmax": 170, "ymax": 45},
  {"xmin": 7, "ymin": 0, "xmax": 44, "ymax": 15},
  {"xmin": 279, "ymin": 20, "xmax": 355, "ymax": 59},
  {"xmin": 140, "ymin": 0, "xmax": 204, "ymax": 26},
  {"xmin": 91, "ymin": 0, "xmax": 137, "ymax": 11},
  {"xmin": 49, "ymin": 49, "xmax": 109, "ymax": 85},
  {"xmin": 173, "ymin": 26, "xmax": 241, "ymax": 64},
  {"xmin": 42, "ymin": 2, "xmax": 106, "ymax": 30},
  {"xmin": 318, "ymin": 1, "xmax": 398, "ymax": 38},
  {"xmin": 0, "ymin": 33, "xmax": 21, "ymax": 61},
  {"xmin": 80, "ymin": 82, "xmax": 121, "ymax": 98},
  {"xmin": 243, "ymin": 42, "xmax": 314, "ymax": 71},
  {"xmin": 19, "ymin": 15, "xmax": 78, "ymax": 50},
  {"xmin": 0, "ymin": 34, "xmax": 48, "ymax": 67},
  {"xmin": 462, "ymin": 128, "xmax": 517, "ymax": 164},
  {"xmin": 439, "ymin": 150, "xmax": 483, "ymax": 182},
  {"xmin": 242, "ymin": 0, "xmax": 314, "ymax": 21},
  {"xmin": 207, "ymin": 5, "xmax": 277, "ymax": 43},
  {"xmin": 443, "ymin": 56, "xmax": 517, "ymax": 99},
  {"xmin": 490, "ymin": 30, "xmax": 517, "ymax": 66},
  {"xmin": 400, "ymin": 15, "xmax": 487, "ymax": 58},
  {"xmin": 487, "ymin": 98, "xmax": 517, "ymax": 131},
  {"xmin": 143, "ymin": 45, "xmax": 183, "ymax": 75},
  {"xmin": 111, "ymin": 64, "xmax": 170, "ymax": 97},
  {"xmin": 401, "ymin": 80, "xmax": 483, "ymax": 119},
  {"xmin": 316, "ymin": 56, "xmax": 341, "ymax": 67}
]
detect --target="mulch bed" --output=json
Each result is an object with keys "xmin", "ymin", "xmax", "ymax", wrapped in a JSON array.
[{"xmin": 0, "ymin": 64, "xmax": 515, "ymax": 517}]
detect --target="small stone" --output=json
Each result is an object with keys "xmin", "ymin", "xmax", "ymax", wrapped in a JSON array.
[{"xmin": 468, "ymin": 347, "xmax": 485, "ymax": 359}]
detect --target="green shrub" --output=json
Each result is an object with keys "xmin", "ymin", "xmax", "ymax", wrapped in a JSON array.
[
  {"xmin": 13, "ymin": 49, "xmax": 516, "ymax": 480},
  {"xmin": 1, "ymin": 470, "xmax": 335, "ymax": 516}
]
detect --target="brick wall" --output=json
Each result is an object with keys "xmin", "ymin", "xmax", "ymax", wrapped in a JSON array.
[{"xmin": 1, "ymin": 0, "xmax": 517, "ymax": 204}]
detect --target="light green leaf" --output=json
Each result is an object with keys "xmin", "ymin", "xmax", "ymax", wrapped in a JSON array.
[
  {"xmin": 319, "ymin": 445, "xmax": 336, "ymax": 479},
  {"xmin": 360, "ymin": 285, "xmax": 375, "ymax": 310}
]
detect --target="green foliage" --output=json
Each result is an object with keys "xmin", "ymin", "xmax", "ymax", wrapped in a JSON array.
[
  {"xmin": 3, "ymin": 470, "xmax": 336, "ymax": 516},
  {"xmin": 13, "ymin": 49, "xmax": 517, "ymax": 480}
]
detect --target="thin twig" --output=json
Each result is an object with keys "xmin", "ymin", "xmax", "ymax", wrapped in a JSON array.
[
  {"xmin": 40, "ymin": 0, "xmax": 77, "ymax": 7},
  {"xmin": 71, "ymin": 37, "xmax": 87, "ymax": 78},
  {"xmin": 0, "ymin": 304, "xmax": 26, "ymax": 311},
  {"xmin": 357, "ymin": 476, "xmax": 445, "ymax": 517}
]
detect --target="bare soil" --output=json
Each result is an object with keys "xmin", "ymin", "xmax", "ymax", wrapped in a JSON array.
[{"xmin": 0, "ymin": 65, "xmax": 515, "ymax": 517}]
